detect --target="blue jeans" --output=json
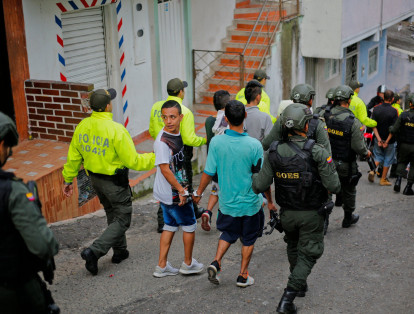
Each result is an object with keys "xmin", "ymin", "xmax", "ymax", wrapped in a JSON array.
[
  {"xmin": 160, "ymin": 202, "xmax": 197, "ymax": 232},
  {"xmin": 373, "ymin": 138, "xmax": 396, "ymax": 167}
]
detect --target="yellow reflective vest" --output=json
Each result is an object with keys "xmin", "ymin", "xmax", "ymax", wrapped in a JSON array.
[
  {"xmin": 235, "ymin": 88, "xmax": 276, "ymax": 123},
  {"xmin": 392, "ymin": 103, "xmax": 403, "ymax": 115},
  {"xmin": 149, "ymin": 96, "xmax": 206, "ymax": 146},
  {"xmin": 62, "ymin": 111, "xmax": 155, "ymax": 183},
  {"xmin": 349, "ymin": 92, "xmax": 377, "ymax": 128}
]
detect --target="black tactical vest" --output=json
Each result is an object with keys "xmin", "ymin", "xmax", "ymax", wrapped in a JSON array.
[
  {"xmin": 324, "ymin": 108, "xmax": 356, "ymax": 162},
  {"xmin": 0, "ymin": 170, "xmax": 41, "ymax": 282},
  {"xmin": 268, "ymin": 139, "xmax": 328, "ymax": 211},
  {"xmin": 399, "ymin": 111, "xmax": 414, "ymax": 144},
  {"xmin": 307, "ymin": 114, "xmax": 319, "ymax": 140}
]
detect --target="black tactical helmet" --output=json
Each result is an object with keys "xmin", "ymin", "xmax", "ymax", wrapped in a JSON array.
[
  {"xmin": 377, "ymin": 85, "xmax": 387, "ymax": 94},
  {"xmin": 334, "ymin": 85, "xmax": 354, "ymax": 101},
  {"xmin": 325, "ymin": 87, "xmax": 336, "ymax": 100},
  {"xmin": 282, "ymin": 103, "xmax": 313, "ymax": 131},
  {"xmin": 0, "ymin": 112, "xmax": 19, "ymax": 147},
  {"xmin": 290, "ymin": 84, "xmax": 316, "ymax": 104}
]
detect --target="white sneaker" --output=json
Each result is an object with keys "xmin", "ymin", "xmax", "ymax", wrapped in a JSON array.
[
  {"xmin": 153, "ymin": 261, "xmax": 179, "ymax": 278},
  {"xmin": 179, "ymin": 258, "xmax": 204, "ymax": 275},
  {"xmin": 236, "ymin": 275, "xmax": 255, "ymax": 287}
]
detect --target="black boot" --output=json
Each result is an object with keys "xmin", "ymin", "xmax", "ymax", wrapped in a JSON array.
[
  {"xmin": 394, "ymin": 176, "xmax": 402, "ymax": 193},
  {"xmin": 342, "ymin": 212, "xmax": 359, "ymax": 228},
  {"xmin": 403, "ymin": 182, "xmax": 414, "ymax": 196},
  {"xmin": 81, "ymin": 248, "xmax": 98, "ymax": 275},
  {"xmin": 276, "ymin": 288, "xmax": 297, "ymax": 314}
]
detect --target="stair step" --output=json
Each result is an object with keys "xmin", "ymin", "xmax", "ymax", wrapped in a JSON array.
[
  {"xmin": 220, "ymin": 58, "xmax": 264, "ymax": 68},
  {"xmin": 234, "ymin": 23, "xmax": 277, "ymax": 32},
  {"xmin": 208, "ymin": 83, "xmax": 241, "ymax": 93},
  {"xmin": 234, "ymin": 10, "xmax": 282, "ymax": 21},
  {"xmin": 225, "ymin": 46, "xmax": 266, "ymax": 57},
  {"xmin": 231, "ymin": 35, "xmax": 270, "ymax": 44},
  {"xmin": 223, "ymin": 40, "xmax": 269, "ymax": 50},
  {"xmin": 212, "ymin": 74, "xmax": 254, "ymax": 81}
]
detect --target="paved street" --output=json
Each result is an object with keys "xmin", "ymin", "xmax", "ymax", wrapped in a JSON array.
[{"xmin": 50, "ymin": 161, "xmax": 414, "ymax": 313}]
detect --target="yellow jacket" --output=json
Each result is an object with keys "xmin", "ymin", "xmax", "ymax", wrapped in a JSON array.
[
  {"xmin": 392, "ymin": 103, "xmax": 403, "ymax": 115},
  {"xmin": 235, "ymin": 88, "xmax": 276, "ymax": 123},
  {"xmin": 349, "ymin": 92, "xmax": 377, "ymax": 128},
  {"xmin": 62, "ymin": 111, "xmax": 155, "ymax": 183},
  {"xmin": 149, "ymin": 96, "xmax": 206, "ymax": 146}
]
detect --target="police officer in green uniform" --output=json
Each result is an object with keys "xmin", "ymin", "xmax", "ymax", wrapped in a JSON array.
[
  {"xmin": 320, "ymin": 85, "xmax": 372, "ymax": 227},
  {"xmin": 389, "ymin": 93, "xmax": 414, "ymax": 195},
  {"xmin": 252, "ymin": 104, "xmax": 341, "ymax": 314},
  {"xmin": 0, "ymin": 112, "xmax": 59, "ymax": 313},
  {"xmin": 314, "ymin": 87, "xmax": 336, "ymax": 114},
  {"xmin": 262, "ymin": 84, "xmax": 331, "ymax": 155},
  {"xmin": 62, "ymin": 88, "xmax": 155, "ymax": 275}
]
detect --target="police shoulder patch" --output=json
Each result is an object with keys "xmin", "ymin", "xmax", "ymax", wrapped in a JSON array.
[
  {"xmin": 326, "ymin": 156, "xmax": 333, "ymax": 164},
  {"xmin": 26, "ymin": 192, "xmax": 35, "ymax": 201}
]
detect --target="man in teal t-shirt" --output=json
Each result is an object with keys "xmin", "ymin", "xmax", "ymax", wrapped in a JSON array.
[{"xmin": 193, "ymin": 100, "xmax": 264, "ymax": 288}]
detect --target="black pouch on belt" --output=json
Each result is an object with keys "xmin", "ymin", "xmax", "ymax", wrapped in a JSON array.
[{"xmin": 114, "ymin": 168, "xmax": 129, "ymax": 187}]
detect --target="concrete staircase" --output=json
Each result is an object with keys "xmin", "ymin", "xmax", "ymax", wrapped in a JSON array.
[{"xmin": 193, "ymin": 0, "xmax": 286, "ymax": 114}]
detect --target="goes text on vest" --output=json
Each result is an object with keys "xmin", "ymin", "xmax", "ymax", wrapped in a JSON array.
[
  {"xmin": 275, "ymin": 172, "xmax": 300, "ymax": 179},
  {"xmin": 327, "ymin": 128, "xmax": 344, "ymax": 136},
  {"xmin": 78, "ymin": 133, "xmax": 109, "ymax": 156}
]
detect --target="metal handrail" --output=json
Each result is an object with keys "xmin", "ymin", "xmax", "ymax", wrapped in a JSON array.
[
  {"xmin": 241, "ymin": 0, "xmax": 270, "ymax": 56},
  {"xmin": 192, "ymin": 0, "xmax": 300, "ymax": 104}
]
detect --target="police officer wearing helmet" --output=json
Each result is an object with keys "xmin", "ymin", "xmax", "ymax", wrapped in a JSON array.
[
  {"xmin": 389, "ymin": 93, "xmax": 414, "ymax": 195},
  {"xmin": 320, "ymin": 85, "xmax": 372, "ymax": 228},
  {"xmin": 0, "ymin": 112, "xmax": 59, "ymax": 313},
  {"xmin": 367, "ymin": 84, "xmax": 387, "ymax": 112},
  {"xmin": 314, "ymin": 87, "xmax": 336, "ymax": 114},
  {"xmin": 252, "ymin": 104, "xmax": 341, "ymax": 314},
  {"xmin": 262, "ymin": 84, "xmax": 331, "ymax": 155},
  {"xmin": 62, "ymin": 88, "xmax": 155, "ymax": 276}
]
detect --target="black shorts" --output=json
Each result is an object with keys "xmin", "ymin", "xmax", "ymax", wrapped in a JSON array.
[{"xmin": 216, "ymin": 208, "xmax": 264, "ymax": 246}]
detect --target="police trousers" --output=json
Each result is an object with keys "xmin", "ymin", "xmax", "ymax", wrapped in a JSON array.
[
  {"xmin": 89, "ymin": 173, "xmax": 132, "ymax": 258},
  {"xmin": 0, "ymin": 274, "xmax": 47, "ymax": 314},
  {"xmin": 335, "ymin": 161, "xmax": 358, "ymax": 213},
  {"xmin": 281, "ymin": 210, "xmax": 324, "ymax": 291},
  {"xmin": 397, "ymin": 143, "xmax": 414, "ymax": 183}
]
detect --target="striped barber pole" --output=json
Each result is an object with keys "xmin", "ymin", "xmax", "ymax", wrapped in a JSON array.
[
  {"xmin": 54, "ymin": 0, "xmax": 129, "ymax": 128},
  {"xmin": 115, "ymin": 0, "xmax": 130, "ymax": 128}
]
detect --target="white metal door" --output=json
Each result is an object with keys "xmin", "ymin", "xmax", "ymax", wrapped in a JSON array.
[
  {"xmin": 158, "ymin": 0, "xmax": 186, "ymax": 99},
  {"xmin": 62, "ymin": 7, "xmax": 108, "ymax": 89}
]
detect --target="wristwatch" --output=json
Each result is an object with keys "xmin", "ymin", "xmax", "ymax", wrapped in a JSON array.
[
  {"xmin": 179, "ymin": 190, "xmax": 189, "ymax": 197},
  {"xmin": 193, "ymin": 190, "xmax": 203, "ymax": 197}
]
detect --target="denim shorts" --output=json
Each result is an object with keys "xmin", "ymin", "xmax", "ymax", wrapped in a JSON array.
[
  {"xmin": 216, "ymin": 208, "xmax": 264, "ymax": 246},
  {"xmin": 373, "ymin": 138, "xmax": 396, "ymax": 167},
  {"xmin": 161, "ymin": 202, "xmax": 197, "ymax": 233}
]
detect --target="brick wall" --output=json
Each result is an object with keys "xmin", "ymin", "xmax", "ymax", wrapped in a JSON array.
[{"xmin": 24, "ymin": 80, "xmax": 94, "ymax": 143}]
